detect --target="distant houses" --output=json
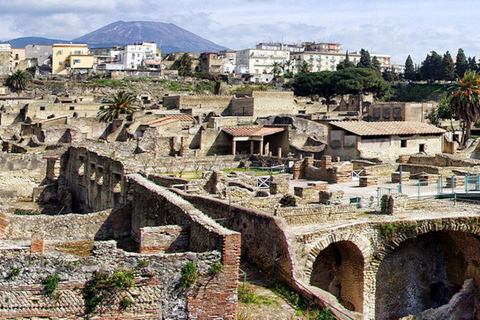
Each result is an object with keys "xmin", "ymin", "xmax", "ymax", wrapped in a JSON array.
[{"xmin": 0, "ymin": 40, "xmax": 398, "ymax": 81}]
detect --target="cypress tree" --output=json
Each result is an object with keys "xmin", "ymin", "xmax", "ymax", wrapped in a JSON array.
[
  {"xmin": 442, "ymin": 51, "xmax": 455, "ymax": 81},
  {"xmin": 357, "ymin": 49, "xmax": 372, "ymax": 68},
  {"xmin": 455, "ymin": 48, "xmax": 468, "ymax": 78},
  {"xmin": 404, "ymin": 55, "xmax": 416, "ymax": 81}
]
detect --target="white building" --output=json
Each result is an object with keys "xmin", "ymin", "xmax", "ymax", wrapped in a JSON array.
[
  {"xmin": 292, "ymin": 51, "xmax": 361, "ymax": 72},
  {"xmin": 116, "ymin": 42, "xmax": 161, "ymax": 70},
  {"xmin": 236, "ymin": 48, "xmax": 290, "ymax": 83},
  {"xmin": 220, "ymin": 50, "xmax": 237, "ymax": 74}
]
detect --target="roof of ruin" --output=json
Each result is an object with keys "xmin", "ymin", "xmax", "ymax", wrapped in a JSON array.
[
  {"xmin": 329, "ymin": 121, "xmax": 445, "ymax": 136},
  {"xmin": 222, "ymin": 126, "xmax": 285, "ymax": 137}
]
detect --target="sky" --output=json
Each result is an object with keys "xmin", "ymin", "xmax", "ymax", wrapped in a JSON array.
[{"xmin": 1, "ymin": 0, "xmax": 480, "ymax": 65}]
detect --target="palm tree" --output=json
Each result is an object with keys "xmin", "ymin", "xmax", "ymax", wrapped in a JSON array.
[
  {"xmin": 449, "ymin": 70, "xmax": 480, "ymax": 145},
  {"xmin": 271, "ymin": 62, "xmax": 282, "ymax": 82},
  {"xmin": 5, "ymin": 69, "xmax": 29, "ymax": 92},
  {"xmin": 97, "ymin": 91, "xmax": 139, "ymax": 122}
]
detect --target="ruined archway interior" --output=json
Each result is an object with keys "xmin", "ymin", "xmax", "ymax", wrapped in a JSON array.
[
  {"xmin": 310, "ymin": 241, "xmax": 364, "ymax": 312},
  {"xmin": 375, "ymin": 231, "xmax": 480, "ymax": 320}
]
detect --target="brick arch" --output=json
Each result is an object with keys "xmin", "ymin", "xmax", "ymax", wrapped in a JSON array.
[
  {"xmin": 305, "ymin": 230, "xmax": 372, "ymax": 278},
  {"xmin": 374, "ymin": 219, "xmax": 480, "ymax": 262}
]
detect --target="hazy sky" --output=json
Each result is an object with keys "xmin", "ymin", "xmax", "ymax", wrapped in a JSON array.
[{"xmin": 1, "ymin": 0, "xmax": 479, "ymax": 65}]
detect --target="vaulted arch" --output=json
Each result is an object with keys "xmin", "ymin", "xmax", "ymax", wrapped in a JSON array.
[{"xmin": 309, "ymin": 240, "xmax": 364, "ymax": 312}]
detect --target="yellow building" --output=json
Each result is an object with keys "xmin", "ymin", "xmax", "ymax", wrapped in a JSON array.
[
  {"xmin": 52, "ymin": 44, "xmax": 94, "ymax": 74},
  {"xmin": 12, "ymin": 48, "xmax": 26, "ymax": 70}
]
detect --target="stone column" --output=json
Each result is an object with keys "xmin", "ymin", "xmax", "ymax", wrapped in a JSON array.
[{"xmin": 232, "ymin": 138, "xmax": 236, "ymax": 155}]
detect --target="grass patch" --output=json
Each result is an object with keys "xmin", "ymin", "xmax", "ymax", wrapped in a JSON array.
[
  {"xmin": 238, "ymin": 283, "xmax": 277, "ymax": 306},
  {"xmin": 93, "ymin": 79, "xmax": 127, "ymax": 87},
  {"xmin": 180, "ymin": 262, "xmax": 199, "ymax": 289},
  {"xmin": 378, "ymin": 222, "xmax": 420, "ymax": 238},
  {"xmin": 13, "ymin": 208, "xmax": 39, "ymax": 215},
  {"xmin": 43, "ymin": 274, "xmax": 60, "ymax": 296},
  {"xmin": 53, "ymin": 240, "xmax": 94, "ymax": 257}
]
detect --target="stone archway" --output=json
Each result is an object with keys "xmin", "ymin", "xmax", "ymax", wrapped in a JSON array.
[
  {"xmin": 310, "ymin": 240, "xmax": 364, "ymax": 312},
  {"xmin": 375, "ymin": 230, "xmax": 480, "ymax": 320}
]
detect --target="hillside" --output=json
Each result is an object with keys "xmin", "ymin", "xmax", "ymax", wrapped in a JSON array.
[{"xmin": 2, "ymin": 37, "xmax": 69, "ymax": 48}]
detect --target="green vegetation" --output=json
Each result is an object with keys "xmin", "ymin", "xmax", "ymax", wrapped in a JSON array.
[
  {"xmin": 97, "ymin": 90, "xmax": 139, "ymax": 122},
  {"xmin": 270, "ymin": 281, "xmax": 335, "ymax": 319},
  {"xmin": 180, "ymin": 262, "xmax": 199, "ymax": 289},
  {"xmin": 5, "ymin": 69, "xmax": 30, "ymax": 92},
  {"xmin": 237, "ymin": 284, "xmax": 275, "ymax": 306},
  {"xmin": 137, "ymin": 260, "xmax": 149, "ymax": 268},
  {"xmin": 210, "ymin": 261, "xmax": 224, "ymax": 276},
  {"xmin": 83, "ymin": 269, "xmax": 135, "ymax": 314},
  {"xmin": 378, "ymin": 222, "xmax": 419, "ymax": 238},
  {"xmin": 8, "ymin": 267, "xmax": 22, "ymax": 279},
  {"xmin": 13, "ymin": 209, "xmax": 39, "ymax": 215},
  {"xmin": 194, "ymin": 81, "xmax": 216, "ymax": 94},
  {"xmin": 43, "ymin": 274, "xmax": 60, "ymax": 296},
  {"xmin": 119, "ymin": 297, "xmax": 133, "ymax": 310},
  {"xmin": 389, "ymin": 83, "xmax": 449, "ymax": 102},
  {"xmin": 93, "ymin": 79, "xmax": 127, "ymax": 87},
  {"xmin": 232, "ymin": 84, "xmax": 273, "ymax": 94}
]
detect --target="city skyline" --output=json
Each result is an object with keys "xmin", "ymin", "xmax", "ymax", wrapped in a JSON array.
[{"xmin": 1, "ymin": 0, "xmax": 479, "ymax": 65}]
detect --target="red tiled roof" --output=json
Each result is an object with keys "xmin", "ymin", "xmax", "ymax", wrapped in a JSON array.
[
  {"xmin": 143, "ymin": 117, "xmax": 179, "ymax": 127},
  {"xmin": 329, "ymin": 121, "xmax": 445, "ymax": 136},
  {"xmin": 222, "ymin": 126, "xmax": 285, "ymax": 137},
  {"xmin": 164, "ymin": 114, "xmax": 194, "ymax": 121}
]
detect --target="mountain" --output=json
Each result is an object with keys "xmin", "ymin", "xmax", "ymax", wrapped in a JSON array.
[
  {"xmin": 72, "ymin": 20, "xmax": 228, "ymax": 53},
  {"xmin": 2, "ymin": 37, "xmax": 70, "ymax": 48}
]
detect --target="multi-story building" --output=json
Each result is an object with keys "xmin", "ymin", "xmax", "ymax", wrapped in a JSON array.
[
  {"xmin": 116, "ymin": 42, "xmax": 161, "ymax": 70},
  {"xmin": 52, "ymin": 44, "xmax": 93, "ymax": 75},
  {"xmin": 256, "ymin": 42, "xmax": 304, "ymax": 53},
  {"xmin": 197, "ymin": 52, "xmax": 223, "ymax": 74},
  {"xmin": 11, "ymin": 48, "xmax": 25, "ymax": 70},
  {"xmin": 292, "ymin": 51, "xmax": 361, "ymax": 72},
  {"xmin": 303, "ymin": 42, "xmax": 341, "ymax": 53},
  {"xmin": 0, "ymin": 44, "xmax": 12, "ymax": 76},
  {"xmin": 236, "ymin": 48, "xmax": 290, "ymax": 82},
  {"xmin": 220, "ymin": 50, "xmax": 237, "ymax": 74},
  {"xmin": 25, "ymin": 44, "xmax": 52, "ymax": 69}
]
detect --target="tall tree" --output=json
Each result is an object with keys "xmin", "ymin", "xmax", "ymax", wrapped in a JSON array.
[
  {"xmin": 299, "ymin": 61, "xmax": 310, "ymax": 73},
  {"xmin": 293, "ymin": 71, "xmax": 337, "ymax": 111},
  {"xmin": 271, "ymin": 62, "xmax": 282, "ymax": 82},
  {"xmin": 455, "ymin": 48, "xmax": 468, "ymax": 78},
  {"xmin": 173, "ymin": 53, "xmax": 193, "ymax": 77},
  {"xmin": 442, "ymin": 51, "xmax": 455, "ymax": 81},
  {"xmin": 357, "ymin": 49, "xmax": 372, "ymax": 69},
  {"xmin": 337, "ymin": 50, "xmax": 355, "ymax": 70},
  {"xmin": 420, "ymin": 51, "xmax": 442, "ymax": 82},
  {"xmin": 97, "ymin": 91, "xmax": 139, "ymax": 122},
  {"xmin": 448, "ymin": 70, "xmax": 480, "ymax": 145},
  {"xmin": 404, "ymin": 55, "xmax": 416, "ymax": 81},
  {"xmin": 371, "ymin": 56, "xmax": 382, "ymax": 73},
  {"xmin": 468, "ymin": 56, "xmax": 478, "ymax": 72}
]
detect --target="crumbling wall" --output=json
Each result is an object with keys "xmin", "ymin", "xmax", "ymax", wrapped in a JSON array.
[
  {"xmin": 0, "ymin": 241, "xmax": 222, "ymax": 319},
  {"xmin": 60, "ymin": 146, "xmax": 127, "ymax": 213}
]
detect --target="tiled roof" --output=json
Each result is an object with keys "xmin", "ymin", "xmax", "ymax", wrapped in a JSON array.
[
  {"xmin": 164, "ymin": 114, "xmax": 194, "ymax": 121},
  {"xmin": 329, "ymin": 121, "xmax": 445, "ymax": 136},
  {"xmin": 222, "ymin": 126, "xmax": 285, "ymax": 137},
  {"xmin": 143, "ymin": 117, "xmax": 179, "ymax": 127}
]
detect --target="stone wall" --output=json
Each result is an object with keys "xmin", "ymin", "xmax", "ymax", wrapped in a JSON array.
[
  {"xmin": 128, "ymin": 174, "xmax": 240, "ymax": 319},
  {"xmin": 275, "ymin": 204, "xmax": 361, "ymax": 225},
  {"xmin": 60, "ymin": 146, "xmax": 127, "ymax": 213},
  {"xmin": 173, "ymin": 191, "xmax": 294, "ymax": 274},
  {"xmin": 0, "ymin": 152, "xmax": 47, "ymax": 200},
  {"xmin": 0, "ymin": 241, "xmax": 224, "ymax": 319},
  {"xmin": 163, "ymin": 95, "xmax": 233, "ymax": 118}
]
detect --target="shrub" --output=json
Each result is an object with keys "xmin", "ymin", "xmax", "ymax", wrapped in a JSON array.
[
  {"xmin": 8, "ymin": 266, "xmax": 22, "ymax": 279},
  {"xmin": 137, "ymin": 260, "xmax": 149, "ymax": 268},
  {"xmin": 119, "ymin": 297, "xmax": 133, "ymax": 310},
  {"xmin": 43, "ymin": 274, "xmax": 60, "ymax": 296},
  {"xmin": 238, "ymin": 284, "xmax": 259, "ymax": 304},
  {"xmin": 210, "ymin": 261, "xmax": 224, "ymax": 276},
  {"xmin": 180, "ymin": 262, "xmax": 199, "ymax": 288}
]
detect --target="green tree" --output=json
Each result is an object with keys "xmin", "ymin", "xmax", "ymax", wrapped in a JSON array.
[
  {"xmin": 372, "ymin": 56, "xmax": 382, "ymax": 73},
  {"xmin": 404, "ymin": 55, "xmax": 416, "ymax": 81},
  {"xmin": 174, "ymin": 53, "xmax": 193, "ymax": 77},
  {"xmin": 420, "ymin": 51, "xmax": 442, "ymax": 82},
  {"xmin": 299, "ymin": 61, "xmax": 310, "ymax": 73},
  {"xmin": 442, "ymin": 51, "xmax": 455, "ymax": 81},
  {"xmin": 337, "ymin": 50, "xmax": 355, "ymax": 70},
  {"xmin": 448, "ymin": 70, "xmax": 480, "ymax": 145},
  {"xmin": 5, "ymin": 69, "xmax": 30, "ymax": 92},
  {"xmin": 468, "ymin": 56, "xmax": 478, "ymax": 72},
  {"xmin": 357, "ymin": 49, "xmax": 372, "ymax": 69},
  {"xmin": 271, "ymin": 61, "xmax": 282, "ymax": 82},
  {"xmin": 293, "ymin": 71, "xmax": 337, "ymax": 111},
  {"xmin": 455, "ymin": 48, "xmax": 468, "ymax": 78},
  {"xmin": 333, "ymin": 67, "xmax": 391, "ymax": 113},
  {"xmin": 97, "ymin": 91, "xmax": 139, "ymax": 122},
  {"xmin": 382, "ymin": 67, "xmax": 400, "ymax": 82}
]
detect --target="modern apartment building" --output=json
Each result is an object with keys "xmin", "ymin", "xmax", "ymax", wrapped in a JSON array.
[
  {"xmin": 236, "ymin": 48, "xmax": 290, "ymax": 82},
  {"xmin": 52, "ymin": 44, "xmax": 93, "ymax": 75}
]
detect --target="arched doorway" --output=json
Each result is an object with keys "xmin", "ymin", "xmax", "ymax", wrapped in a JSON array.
[
  {"xmin": 375, "ymin": 231, "xmax": 480, "ymax": 319},
  {"xmin": 310, "ymin": 241, "xmax": 364, "ymax": 312}
]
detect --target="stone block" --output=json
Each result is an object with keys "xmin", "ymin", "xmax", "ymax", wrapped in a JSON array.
[
  {"xmin": 30, "ymin": 232, "xmax": 45, "ymax": 254},
  {"xmin": 391, "ymin": 171, "xmax": 410, "ymax": 183},
  {"xmin": 359, "ymin": 176, "xmax": 378, "ymax": 187},
  {"xmin": 419, "ymin": 174, "xmax": 440, "ymax": 186},
  {"xmin": 446, "ymin": 175, "xmax": 465, "ymax": 188},
  {"xmin": 294, "ymin": 186, "xmax": 317, "ymax": 200},
  {"xmin": 140, "ymin": 226, "xmax": 188, "ymax": 253}
]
